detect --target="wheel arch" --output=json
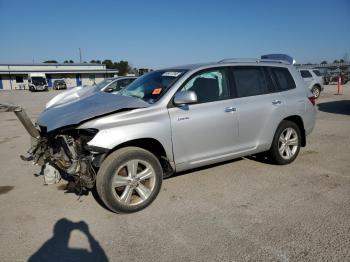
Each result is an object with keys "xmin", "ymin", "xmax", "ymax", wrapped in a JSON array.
[
  {"xmin": 312, "ymin": 83, "xmax": 321, "ymax": 89},
  {"xmin": 282, "ymin": 115, "xmax": 306, "ymax": 147},
  {"xmin": 106, "ymin": 137, "xmax": 174, "ymax": 177}
]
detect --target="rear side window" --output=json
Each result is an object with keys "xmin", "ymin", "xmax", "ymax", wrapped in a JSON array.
[
  {"xmin": 231, "ymin": 67, "xmax": 271, "ymax": 98},
  {"xmin": 313, "ymin": 70, "xmax": 321, "ymax": 76},
  {"xmin": 271, "ymin": 67, "xmax": 296, "ymax": 91},
  {"xmin": 300, "ymin": 70, "xmax": 312, "ymax": 78}
]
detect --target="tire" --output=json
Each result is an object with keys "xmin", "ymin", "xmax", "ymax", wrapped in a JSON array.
[
  {"xmin": 311, "ymin": 85, "xmax": 321, "ymax": 99},
  {"xmin": 268, "ymin": 120, "xmax": 301, "ymax": 165},
  {"xmin": 96, "ymin": 147, "xmax": 163, "ymax": 213}
]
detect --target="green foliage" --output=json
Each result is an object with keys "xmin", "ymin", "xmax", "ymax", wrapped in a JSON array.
[
  {"xmin": 63, "ymin": 58, "xmax": 133, "ymax": 75},
  {"xmin": 100, "ymin": 59, "xmax": 131, "ymax": 76},
  {"xmin": 43, "ymin": 60, "xmax": 58, "ymax": 63}
]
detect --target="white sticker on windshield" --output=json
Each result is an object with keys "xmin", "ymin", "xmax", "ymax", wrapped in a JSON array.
[{"xmin": 162, "ymin": 72, "xmax": 181, "ymax": 77}]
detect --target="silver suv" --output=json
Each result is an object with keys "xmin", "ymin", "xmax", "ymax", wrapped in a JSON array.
[
  {"xmin": 3, "ymin": 56, "xmax": 316, "ymax": 213},
  {"xmin": 298, "ymin": 69, "xmax": 324, "ymax": 99}
]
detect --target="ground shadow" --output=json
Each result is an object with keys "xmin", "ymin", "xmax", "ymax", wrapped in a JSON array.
[
  {"xmin": 318, "ymin": 100, "xmax": 350, "ymax": 115},
  {"xmin": 28, "ymin": 218, "xmax": 108, "ymax": 262}
]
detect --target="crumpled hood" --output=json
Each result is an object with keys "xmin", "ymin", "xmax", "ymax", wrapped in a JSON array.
[
  {"xmin": 38, "ymin": 92, "xmax": 149, "ymax": 133},
  {"xmin": 46, "ymin": 85, "xmax": 96, "ymax": 109}
]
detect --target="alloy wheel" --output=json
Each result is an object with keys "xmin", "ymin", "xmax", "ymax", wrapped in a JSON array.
[
  {"xmin": 278, "ymin": 127, "xmax": 299, "ymax": 160},
  {"xmin": 111, "ymin": 159, "xmax": 156, "ymax": 206}
]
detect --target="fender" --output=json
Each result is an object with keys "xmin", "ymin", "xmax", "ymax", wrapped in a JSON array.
[{"xmin": 78, "ymin": 106, "xmax": 174, "ymax": 162}]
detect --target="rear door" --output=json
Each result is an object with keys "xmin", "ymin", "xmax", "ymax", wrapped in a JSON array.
[
  {"xmin": 228, "ymin": 66, "xmax": 285, "ymax": 151},
  {"xmin": 168, "ymin": 68, "xmax": 239, "ymax": 166}
]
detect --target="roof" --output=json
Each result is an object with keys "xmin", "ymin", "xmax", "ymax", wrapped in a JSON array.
[{"xmin": 162, "ymin": 59, "xmax": 292, "ymax": 71}]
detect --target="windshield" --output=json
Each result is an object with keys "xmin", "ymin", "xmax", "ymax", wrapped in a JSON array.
[
  {"xmin": 313, "ymin": 70, "xmax": 322, "ymax": 77},
  {"xmin": 32, "ymin": 77, "xmax": 46, "ymax": 85},
  {"xmin": 92, "ymin": 79, "xmax": 114, "ymax": 90},
  {"xmin": 118, "ymin": 70, "xmax": 186, "ymax": 103}
]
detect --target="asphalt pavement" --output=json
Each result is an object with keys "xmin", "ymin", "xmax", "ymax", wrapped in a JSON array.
[{"xmin": 0, "ymin": 84, "xmax": 349, "ymax": 261}]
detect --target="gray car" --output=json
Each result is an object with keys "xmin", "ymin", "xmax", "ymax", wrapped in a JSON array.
[{"xmin": 3, "ymin": 56, "xmax": 316, "ymax": 213}]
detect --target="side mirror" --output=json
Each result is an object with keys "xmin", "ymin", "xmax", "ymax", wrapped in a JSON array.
[
  {"xmin": 105, "ymin": 87, "xmax": 114, "ymax": 93},
  {"xmin": 173, "ymin": 91, "xmax": 197, "ymax": 105}
]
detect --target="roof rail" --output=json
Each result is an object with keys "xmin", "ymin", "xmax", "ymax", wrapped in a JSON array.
[{"xmin": 217, "ymin": 58, "xmax": 290, "ymax": 65}]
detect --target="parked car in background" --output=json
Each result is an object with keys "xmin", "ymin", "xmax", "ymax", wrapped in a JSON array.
[
  {"xmin": 298, "ymin": 69, "xmax": 324, "ymax": 98},
  {"xmin": 28, "ymin": 73, "xmax": 48, "ymax": 92},
  {"xmin": 8, "ymin": 54, "xmax": 316, "ymax": 213},
  {"xmin": 53, "ymin": 79, "xmax": 67, "ymax": 90},
  {"xmin": 329, "ymin": 72, "xmax": 349, "ymax": 85},
  {"xmin": 45, "ymin": 76, "xmax": 137, "ymax": 108},
  {"xmin": 323, "ymin": 72, "xmax": 331, "ymax": 85}
]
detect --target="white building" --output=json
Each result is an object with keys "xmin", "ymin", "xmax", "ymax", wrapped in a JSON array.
[{"xmin": 0, "ymin": 63, "xmax": 118, "ymax": 90}]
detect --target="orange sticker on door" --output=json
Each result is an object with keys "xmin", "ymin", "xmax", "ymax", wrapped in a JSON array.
[{"xmin": 152, "ymin": 88, "xmax": 162, "ymax": 95}]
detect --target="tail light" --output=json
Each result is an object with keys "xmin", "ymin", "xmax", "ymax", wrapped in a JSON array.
[{"xmin": 308, "ymin": 95, "xmax": 316, "ymax": 106}]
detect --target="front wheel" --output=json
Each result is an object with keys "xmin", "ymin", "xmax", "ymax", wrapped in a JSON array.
[
  {"xmin": 96, "ymin": 147, "xmax": 163, "ymax": 213},
  {"xmin": 268, "ymin": 121, "xmax": 301, "ymax": 165}
]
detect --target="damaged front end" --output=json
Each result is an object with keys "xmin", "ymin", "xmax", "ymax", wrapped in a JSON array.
[{"xmin": 1, "ymin": 103, "xmax": 103, "ymax": 194}]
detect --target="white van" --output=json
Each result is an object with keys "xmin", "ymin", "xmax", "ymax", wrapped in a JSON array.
[{"xmin": 28, "ymin": 73, "xmax": 48, "ymax": 92}]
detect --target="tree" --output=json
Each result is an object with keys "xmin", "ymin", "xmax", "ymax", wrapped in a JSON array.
[
  {"xmin": 90, "ymin": 60, "xmax": 101, "ymax": 64},
  {"xmin": 69, "ymin": 60, "xmax": 74, "ymax": 63},
  {"xmin": 102, "ymin": 59, "xmax": 115, "ymax": 69},
  {"xmin": 116, "ymin": 60, "xmax": 131, "ymax": 76},
  {"xmin": 333, "ymin": 60, "xmax": 339, "ymax": 64},
  {"xmin": 321, "ymin": 61, "xmax": 327, "ymax": 64},
  {"xmin": 339, "ymin": 59, "xmax": 345, "ymax": 63},
  {"xmin": 64, "ymin": 60, "xmax": 69, "ymax": 63},
  {"xmin": 43, "ymin": 60, "xmax": 58, "ymax": 63}
]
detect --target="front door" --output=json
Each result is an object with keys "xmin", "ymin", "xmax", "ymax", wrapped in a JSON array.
[
  {"xmin": 299, "ymin": 70, "xmax": 313, "ymax": 88},
  {"xmin": 168, "ymin": 68, "xmax": 238, "ymax": 169}
]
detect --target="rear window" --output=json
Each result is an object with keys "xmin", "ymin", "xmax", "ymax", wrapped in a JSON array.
[
  {"xmin": 313, "ymin": 70, "xmax": 321, "ymax": 76},
  {"xmin": 300, "ymin": 70, "xmax": 312, "ymax": 78},
  {"xmin": 231, "ymin": 67, "xmax": 271, "ymax": 98},
  {"xmin": 271, "ymin": 67, "xmax": 296, "ymax": 91}
]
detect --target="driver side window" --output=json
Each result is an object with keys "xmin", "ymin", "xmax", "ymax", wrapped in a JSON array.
[{"xmin": 180, "ymin": 69, "xmax": 230, "ymax": 103}]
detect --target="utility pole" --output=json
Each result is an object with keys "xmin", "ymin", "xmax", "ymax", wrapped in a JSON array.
[{"xmin": 79, "ymin": 48, "xmax": 82, "ymax": 63}]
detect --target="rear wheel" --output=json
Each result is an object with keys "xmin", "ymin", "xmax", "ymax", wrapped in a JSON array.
[
  {"xmin": 311, "ymin": 85, "xmax": 321, "ymax": 99},
  {"xmin": 268, "ymin": 121, "xmax": 301, "ymax": 165},
  {"xmin": 96, "ymin": 147, "xmax": 163, "ymax": 213}
]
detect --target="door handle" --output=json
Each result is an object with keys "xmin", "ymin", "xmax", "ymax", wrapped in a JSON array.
[
  {"xmin": 272, "ymin": 100, "xmax": 282, "ymax": 105},
  {"xmin": 225, "ymin": 107, "xmax": 236, "ymax": 112}
]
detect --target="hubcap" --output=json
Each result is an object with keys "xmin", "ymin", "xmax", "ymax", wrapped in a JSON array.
[
  {"xmin": 278, "ymin": 127, "xmax": 299, "ymax": 160},
  {"xmin": 111, "ymin": 160, "xmax": 156, "ymax": 206},
  {"xmin": 313, "ymin": 88, "xmax": 320, "ymax": 98}
]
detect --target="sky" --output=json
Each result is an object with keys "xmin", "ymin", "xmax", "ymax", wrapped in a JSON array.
[{"xmin": 0, "ymin": 0, "xmax": 349, "ymax": 68}]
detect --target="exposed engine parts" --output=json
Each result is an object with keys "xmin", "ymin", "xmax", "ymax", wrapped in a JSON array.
[{"xmin": 1, "ymin": 103, "xmax": 100, "ymax": 194}]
